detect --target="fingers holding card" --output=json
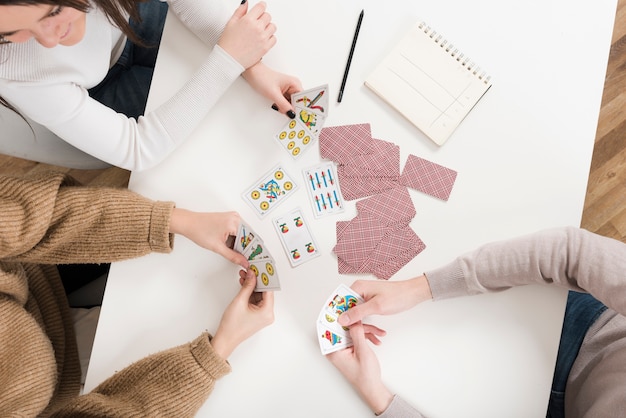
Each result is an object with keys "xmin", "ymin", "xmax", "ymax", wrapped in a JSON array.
[
  {"xmin": 317, "ymin": 284, "xmax": 364, "ymax": 355},
  {"xmin": 229, "ymin": 220, "xmax": 281, "ymax": 292}
]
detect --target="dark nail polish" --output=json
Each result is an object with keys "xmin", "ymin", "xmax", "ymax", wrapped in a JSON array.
[
  {"xmin": 271, "ymin": 103, "xmax": 279, "ymax": 111},
  {"xmin": 287, "ymin": 110, "xmax": 296, "ymax": 119},
  {"xmin": 240, "ymin": 0, "xmax": 246, "ymax": 4}
]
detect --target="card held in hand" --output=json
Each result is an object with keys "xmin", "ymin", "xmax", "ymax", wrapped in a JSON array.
[{"xmin": 316, "ymin": 284, "xmax": 364, "ymax": 355}]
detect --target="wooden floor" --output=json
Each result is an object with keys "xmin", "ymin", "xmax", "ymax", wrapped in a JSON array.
[{"xmin": 1, "ymin": 3, "xmax": 625, "ymax": 243}]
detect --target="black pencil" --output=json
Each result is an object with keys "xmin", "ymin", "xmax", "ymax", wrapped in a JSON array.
[{"xmin": 337, "ymin": 9, "xmax": 364, "ymax": 103}]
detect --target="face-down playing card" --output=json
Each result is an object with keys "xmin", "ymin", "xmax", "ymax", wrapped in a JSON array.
[{"xmin": 243, "ymin": 165, "xmax": 298, "ymax": 218}]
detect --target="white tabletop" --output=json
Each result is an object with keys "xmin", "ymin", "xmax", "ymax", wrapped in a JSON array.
[{"xmin": 85, "ymin": 1, "xmax": 617, "ymax": 416}]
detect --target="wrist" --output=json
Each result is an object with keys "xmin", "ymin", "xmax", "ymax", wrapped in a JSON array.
[
  {"xmin": 363, "ymin": 384, "xmax": 394, "ymax": 415},
  {"xmin": 169, "ymin": 208, "xmax": 193, "ymax": 236},
  {"xmin": 211, "ymin": 331, "xmax": 236, "ymax": 360},
  {"xmin": 410, "ymin": 274, "xmax": 433, "ymax": 304}
]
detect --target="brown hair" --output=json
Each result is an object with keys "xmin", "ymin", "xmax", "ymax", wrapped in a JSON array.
[{"xmin": 0, "ymin": 0, "xmax": 148, "ymax": 116}]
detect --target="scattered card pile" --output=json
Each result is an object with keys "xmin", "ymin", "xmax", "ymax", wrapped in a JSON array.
[
  {"xmin": 334, "ymin": 187, "xmax": 425, "ymax": 279},
  {"xmin": 272, "ymin": 208, "xmax": 321, "ymax": 267},
  {"xmin": 275, "ymin": 85, "xmax": 329, "ymax": 159},
  {"xmin": 316, "ymin": 284, "xmax": 364, "ymax": 355},
  {"xmin": 228, "ymin": 222, "xmax": 280, "ymax": 291},
  {"xmin": 320, "ymin": 123, "xmax": 458, "ymax": 279},
  {"xmin": 242, "ymin": 165, "xmax": 298, "ymax": 218},
  {"xmin": 319, "ymin": 123, "xmax": 458, "ymax": 201},
  {"xmin": 303, "ymin": 161, "xmax": 345, "ymax": 218}
]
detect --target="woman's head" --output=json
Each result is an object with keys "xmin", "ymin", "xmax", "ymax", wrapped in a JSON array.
[
  {"xmin": 0, "ymin": 0, "xmax": 144, "ymax": 48},
  {"xmin": 0, "ymin": 0, "xmax": 90, "ymax": 47}
]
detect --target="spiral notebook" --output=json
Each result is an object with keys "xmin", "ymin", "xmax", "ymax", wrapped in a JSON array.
[{"xmin": 365, "ymin": 20, "xmax": 492, "ymax": 146}]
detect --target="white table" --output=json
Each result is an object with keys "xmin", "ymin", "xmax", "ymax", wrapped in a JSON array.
[{"xmin": 85, "ymin": 1, "xmax": 617, "ymax": 416}]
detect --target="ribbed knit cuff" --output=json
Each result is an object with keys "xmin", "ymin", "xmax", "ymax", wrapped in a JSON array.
[
  {"xmin": 190, "ymin": 333, "xmax": 232, "ymax": 380},
  {"xmin": 377, "ymin": 394, "xmax": 424, "ymax": 417},
  {"xmin": 148, "ymin": 201, "xmax": 176, "ymax": 252},
  {"xmin": 425, "ymin": 259, "xmax": 471, "ymax": 300}
]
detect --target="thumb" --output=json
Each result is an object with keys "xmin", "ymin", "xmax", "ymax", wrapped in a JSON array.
[
  {"xmin": 238, "ymin": 268, "xmax": 257, "ymax": 297},
  {"xmin": 338, "ymin": 303, "xmax": 369, "ymax": 327},
  {"xmin": 348, "ymin": 322, "xmax": 366, "ymax": 350}
]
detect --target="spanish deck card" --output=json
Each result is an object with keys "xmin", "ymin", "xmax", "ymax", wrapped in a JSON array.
[
  {"xmin": 243, "ymin": 165, "xmax": 298, "ymax": 218},
  {"xmin": 316, "ymin": 284, "xmax": 364, "ymax": 355},
  {"xmin": 303, "ymin": 162, "xmax": 345, "ymax": 218},
  {"xmin": 249, "ymin": 257, "xmax": 280, "ymax": 291},
  {"xmin": 274, "ymin": 84, "xmax": 329, "ymax": 160},
  {"xmin": 272, "ymin": 208, "xmax": 320, "ymax": 267}
]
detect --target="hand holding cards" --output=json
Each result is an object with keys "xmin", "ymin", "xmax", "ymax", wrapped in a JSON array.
[
  {"xmin": 229, "ymin": 221, "xmax": 281, "ymax": 292},
  {"xmin": 317, "ymin": 284, "xmax": 364, "ymax": 355},
  {"xmin": 275, "ymin": 84, "xmax": 329, "ymax": 159}
]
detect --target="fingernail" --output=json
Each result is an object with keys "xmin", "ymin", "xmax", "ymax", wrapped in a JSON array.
[
  {"xmin": 271, "ymin": 103, "xmax": 279, "ymax": 111},
  {"xmin": 240, "ymin": 0, "xmax": 247, "ymax": 4},
  {"xmin": 287, "ymin": 110, "xmax": 296, "ymax": 119}
]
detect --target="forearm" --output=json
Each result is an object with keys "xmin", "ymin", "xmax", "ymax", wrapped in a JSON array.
[
  {"xmin": 167, "ymin": 0, "xmax": 233, "ymax": 46},
  {"xmin": 426, "ymin": 227, "xmax": 626, "ymax": 314},
  {"xmin": 10, "ymin": 180, "xmax": 175, "ymax": 265},
  {"xmin": 51, "ymin": 333, "xmax": 231, "ymax": 416}
]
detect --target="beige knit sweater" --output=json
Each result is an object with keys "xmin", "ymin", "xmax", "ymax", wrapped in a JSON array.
[{"xmin": 0, "ymin": 172, "xmax": 231, "ymax": 417}]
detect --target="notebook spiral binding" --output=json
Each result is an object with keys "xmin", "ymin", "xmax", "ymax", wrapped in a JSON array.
[{"xmin": 418, "ymin": 21, "xmax": 491, "ymax": 84}]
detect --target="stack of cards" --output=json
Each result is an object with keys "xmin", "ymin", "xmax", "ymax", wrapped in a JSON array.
[
  {"xmin": 228, "ymin": 222, "xmax": 281, "ymax": 292},
  {"xmin": 275, "ymin": 85, "xmax": 329, "ymax": 159},
  {"xmin": 334, "ymin": 187, "xmax": 426, "ymax": 280},
  {"xmin": 272, "ymin": 208, "xmax": 321, "ymax": 267},
  {"xmin": 242, "ymin": 165, "xmax": 298, "ymax": 218},
  {"xmin": 316, "ymin": 284, "xmax": 364, "ymax": 355},
  {"xmin": 319, "ymin": 123, "xmax": 458, "ymax": 201}
]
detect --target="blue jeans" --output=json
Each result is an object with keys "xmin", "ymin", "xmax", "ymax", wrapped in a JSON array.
[
  {"xmin": 88, "ymin": 0, "xmax": 169, "ymax": 119},
  {"xmin": 546, "ymin": 291, "xmax": 607, "ymax": 417}
]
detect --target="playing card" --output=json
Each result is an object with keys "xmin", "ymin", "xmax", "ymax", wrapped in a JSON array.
[
  {"xmin": 273, "ymin": 208, "xmax": 321, "ymax": 267},
  {"xmin": 319, "ymin": 123, "xmax": 374, "ymax": 163},
  {"xmin": 292, "ymin": 84, "xmax": 329, "ymax": 117},
  {"xmin": 295, "ymin": 107, "xmax": 325, "ymax": 137},
  {"xmin": 340, "ymin": 138, "xmax": 401, "ymax": 177},
  {"xmin": 323, "ymin": 284, "xmax": 364, "ymax": 318},
  {"xmin": 356, "ymin": 186, "xmax": 416, "ymax": 226},
  {"xmin": 232, "ymin": 222, "xmax": 258, "ymax": 255},
  {"xmin": 243, "ymin": 237, "xmax": 271, "ymax": 261},
  {"xmin": 317, "ymin": 321, "xmax": 350, "ymax": 355},
  {"xmin": 336, "ymin": 174, "xmax": 400, "ymax": 201},
  {"xmin": 249, "ymin": 258, "xmax": 281, "ymax": 291},
  {"xmin": 399, "ymin": 154, "xmax": 458, "ymax": 201},
  {"xmin": 333, "ymin": 213, "xmax": 387, "ymax": 270},
  {"xmin": 243, "ymin": 165, "xmax": 298, "ymax": 218},
  {"xmin": 303, "ymin": 162, "xmax": 345, "ymax": 218},
  {"xmin": 275, "ymin": 118, "xmax": 316, "ymax": 159},
  {"xmin": 366, "ymin": 226, "xmax": 426, "ymax": 279},
  {"xmin": 318, "ymin": 309, "xmax": 350, "ymax": 337}
]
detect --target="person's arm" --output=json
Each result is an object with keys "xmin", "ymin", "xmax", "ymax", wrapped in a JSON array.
[
  {"xmin": 49, "ymin": 269, "xmax": 274, "ymax": 416},
  {"xmin": 340, "ymin": 227, "xmax": 626, "ymax": 327},
  {"xmin": 1, "ymin": 172, "xmax": 247, "ymax": 267},
  {"xmin": 426, "ymin": 227, "xmax": 626, "ymax": 315}
]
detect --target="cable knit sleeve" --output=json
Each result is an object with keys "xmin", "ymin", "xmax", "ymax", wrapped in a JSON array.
[{"xmin": 50, "ymin": 333, "xmax": 232, "ymax": 417}]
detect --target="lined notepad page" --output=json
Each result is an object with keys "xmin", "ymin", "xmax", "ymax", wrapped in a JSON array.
[{"xmin": 365, "ymin": 21, "xmax": 492, "ymax": 145}]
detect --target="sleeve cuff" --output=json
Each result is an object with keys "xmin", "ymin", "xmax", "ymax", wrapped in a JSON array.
[
  {"xmin": 148, "ymin": 201, "xmax": 176, "ymax": 252},
  {"xmin": 190, "ymin": 332, "xmax": 232, "ymax": 380},
  {"xmin": 425, "ymin": 259, "xmax": 472, "ymax": 300}
]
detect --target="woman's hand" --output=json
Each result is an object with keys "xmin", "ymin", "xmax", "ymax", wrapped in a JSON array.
[
  {"xmin": 327, "ymin": 322, "xmax": 394, "ymax": 415},
  {"xmin": 169, "ymin": 208, "xmax": 248, "ymax": 267},
  {"xmin": 218, "ymin": 1, "xmax": 276, "ymax": 69},
  {"xmin": 211, "ymin": 269, "xmax": 275, "ymax": 359},
  {"xmin": 242, "ymin": 62, "xmax": 302, "ymax": 117}
]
